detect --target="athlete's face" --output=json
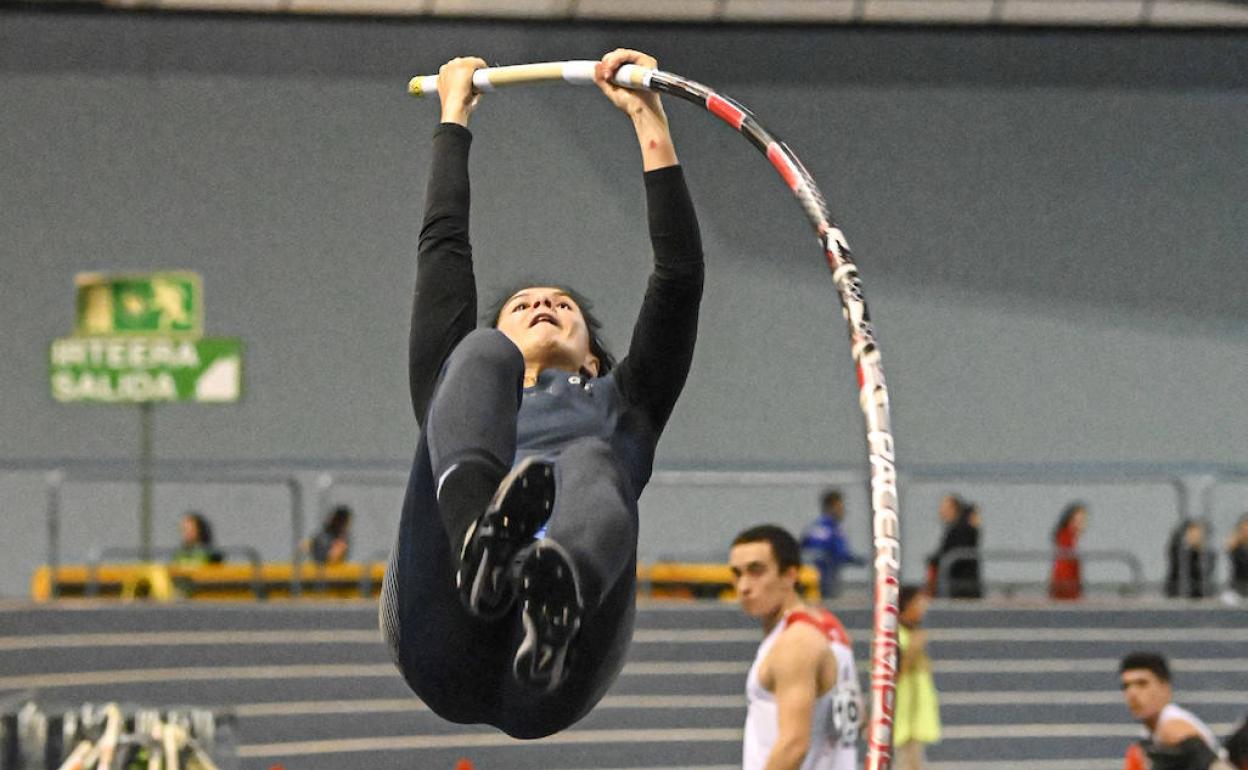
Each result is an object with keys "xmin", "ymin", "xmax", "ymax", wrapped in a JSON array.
[
  {"xmin": 495, "ymin": 287, "xmax": 599, "ymax": 376},
  {"xmin": 729, "ymin": 541, "xmax": 798, "ymax": 620},
  {"xmin": 1121, "ymin": 668, "xmax": 1171, "ymax": 724}
]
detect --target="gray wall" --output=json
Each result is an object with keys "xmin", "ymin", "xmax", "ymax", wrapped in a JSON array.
[{"xmin": 1, "ymin": 10, "xmax": 1245, "ymax": 596}]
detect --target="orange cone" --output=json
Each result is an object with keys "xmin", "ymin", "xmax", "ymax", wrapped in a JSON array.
[{"xmin": 454, "ymin": 760, "xmax": 474, "ymax": 770}]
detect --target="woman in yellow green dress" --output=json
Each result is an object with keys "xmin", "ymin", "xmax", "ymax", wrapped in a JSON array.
[{"xmin": 896, "ymin": 585, "xmax": 941, "ymax": 769}]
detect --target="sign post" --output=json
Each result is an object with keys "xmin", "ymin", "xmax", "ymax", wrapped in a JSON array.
[{"xmin": 50, "ymin": 272, "xmax": 243, "ymax": 561}]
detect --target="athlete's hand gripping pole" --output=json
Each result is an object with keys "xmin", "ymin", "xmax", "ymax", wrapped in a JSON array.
[{"xmin": 408, "ymin": 60, "xmax": 653, "ymax": 97}]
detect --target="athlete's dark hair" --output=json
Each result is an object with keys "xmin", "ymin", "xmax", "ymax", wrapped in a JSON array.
[
  {"xmin": 486, "ymin": 283, "xmax": 617, "ymax": 376},
  {"xmin": 1053, "ymin": 501, "xmax": 1087, "ymax": 542},
  {"xmin": 732, "ymin": 525, "xmax": 802, "ymax": 574},
  {"xmin": 1120, "ymin": 651, "xmax": 1171, "ymax": 682}
]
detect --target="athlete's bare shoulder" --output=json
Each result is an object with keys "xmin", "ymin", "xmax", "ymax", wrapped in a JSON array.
[
  {"xmin": 757, "ymin": 615, "xmax": 834, "ymax": 693},
  {"xmin": 778, "ymin": 616, "xmax": 832, "ymax": 651}
]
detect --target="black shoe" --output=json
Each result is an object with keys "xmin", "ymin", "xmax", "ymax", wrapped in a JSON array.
[
  {"xmin": 513, "ymin": 540, "xmax": 583, "ymax": 693},
  {"xmin": 456, "ymin": 457, "xmax": 555, "ymax": 620}
]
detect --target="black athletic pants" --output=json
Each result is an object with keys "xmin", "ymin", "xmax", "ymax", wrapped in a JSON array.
[{"xmin": 380, "ymin": 329, "xmax": 637, "ymax": 739}]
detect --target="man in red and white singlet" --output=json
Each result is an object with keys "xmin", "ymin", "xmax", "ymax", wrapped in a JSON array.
[
  {"xmin": 1120, "ymin": 651, "xmax": 1230, "ymax": 770},
  {"xmin": 730, "ymin": 525, "xmax": 862, "ymax": 770}
]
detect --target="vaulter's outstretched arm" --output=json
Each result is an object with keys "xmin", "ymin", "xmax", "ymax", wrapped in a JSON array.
[
  {"xmin": 409, "ymin": 57, "xmax": 487, "ymax": 425},
  {"xmin": 595, "ymin": 49, "xmax": 705, "ymax": 432}
]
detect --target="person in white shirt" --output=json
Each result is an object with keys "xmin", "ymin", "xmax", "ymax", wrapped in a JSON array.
[
  {"xmin": 729, "ymin": 525, "xmax": 862, "ymax": 770},
  {"xmin": 1120, "ymin": 651, "xmax": 1231, "ymax": 770}
]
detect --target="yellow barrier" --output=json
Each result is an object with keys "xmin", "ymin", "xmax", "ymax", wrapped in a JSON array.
[
  {"xmin": 31, "ymin": 561, "xmax": 821, "ymax": 602},
  {"xmin": 31, "ymin": 562, "xmax": 387, "ymax": 602},
  {"xmin": 638, "ymin": 563, "xmax": 822, "ymax": 601}
]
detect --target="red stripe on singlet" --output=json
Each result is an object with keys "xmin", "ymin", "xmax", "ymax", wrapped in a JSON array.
[{"xmin": 787, "ymin": 608, "xmax": 852, "ymax": 647}]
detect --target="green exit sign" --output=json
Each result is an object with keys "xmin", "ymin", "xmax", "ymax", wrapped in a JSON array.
[
  {"xmin": 49, "ymin": 336, "xmax": 244, "ymax": 404},
  {"xmin": 75, "ymin": 271, "xmax": 202, "ymax": 337}
]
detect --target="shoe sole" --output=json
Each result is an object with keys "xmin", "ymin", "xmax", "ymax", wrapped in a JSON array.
[
  {"xmin": 513, "ymin": 540, "xmax": 583, "ymax": 692},
  {"xmin": 457, "ymin": 457, "xmax": 555, "ymax": 620}
]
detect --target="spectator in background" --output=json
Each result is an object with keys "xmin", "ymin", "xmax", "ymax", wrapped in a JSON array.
[
  {"xmin": 170, "ymin": 511, "xmax": 222, "ymax": 567},
  {"xmin": 928, "ymin": 495, "xmax": 982, "ymax": 599},
  {"xmin": 1166, "ymin": 519, "xmax": 1214, "ymax": 599},
  {"xmin": 306, "ymin": 505, "xmax": 352, "ymax": 565},
  {"xmin": 895, "ymin": 585, "xmax": 941, "ymax": 770},
  {"xmin": 800, "ymin": 488, "xmax": 865, "ymax": 599},
  {"xmin": 1224, "ymin": 513, "xmax": 1248, "ymax": 601},
  {"xmin": 925, "ymin": 495, "xmax": 960, "ymax": 594},
  {"xmin": 1050, "ymin": 502, "xmax": 1087, "ymax": 600}
]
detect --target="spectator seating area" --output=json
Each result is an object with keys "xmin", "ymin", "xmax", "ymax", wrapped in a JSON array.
[{"xmin": 1, "ymin": 598, "xmax": 1244, "ymax": 769}]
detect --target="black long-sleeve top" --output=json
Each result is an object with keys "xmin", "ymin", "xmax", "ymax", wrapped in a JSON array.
[{"xmin": 409, "ymin": 123, "xmax": 704, "ymax": 495}]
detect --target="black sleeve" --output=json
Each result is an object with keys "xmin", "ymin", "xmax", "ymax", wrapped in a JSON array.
[
  {"xmin": 1144, "ymin": 736, "xmax": 1223, "ymax": 770},
  {"xmin": 1226, "ymin": 716, "xmax": 1248, "ymax": 767},
  {"xmin": 947, "ymin": 522, "xmax": 979, "ymax": 551},
  {"xmin": 614, "ymin": 165, "xmax": 705, "ymax": 432},
  {"xmin": 409, "ymin": 123, "xmax": 478, "ymax": 425}
]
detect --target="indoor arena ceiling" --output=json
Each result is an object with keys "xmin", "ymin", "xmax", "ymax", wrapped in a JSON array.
[{"xmin": 58, "ymin": 0, "xmax": 1248, "ymax": 27}]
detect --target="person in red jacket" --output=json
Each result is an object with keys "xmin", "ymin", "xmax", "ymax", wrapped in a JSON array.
[{"xmin": 1050, "ymin": 502, "xmax": 1088, "ymax": 600}]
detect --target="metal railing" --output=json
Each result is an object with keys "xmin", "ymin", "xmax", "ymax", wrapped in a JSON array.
[
  {"xmin": 0, "ymin": 462, "xmax": 305, "ymax": 599},
  {"xmin": 85, "ymin": 545, "xmax": 265, "ymax": 599},
  {"xmin": 1200, "ymin": 465, "xmax": 1248, "ymax": 524},
  {"xmin": 6, "ymin": 458, "xmax": 1246, "ymax": 600},
  {"xmin": 239, "ymin": 461, "xmax": 1248, "ymax": 600},
  {"xmin": 936, "ymin": 547, "xmax": 1145, "ymax": 598}
]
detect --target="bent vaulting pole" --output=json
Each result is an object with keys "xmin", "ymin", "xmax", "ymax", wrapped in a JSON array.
[{"xmin": 410, "ymin": 60, "xmax": 902, "ymax": 770}]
